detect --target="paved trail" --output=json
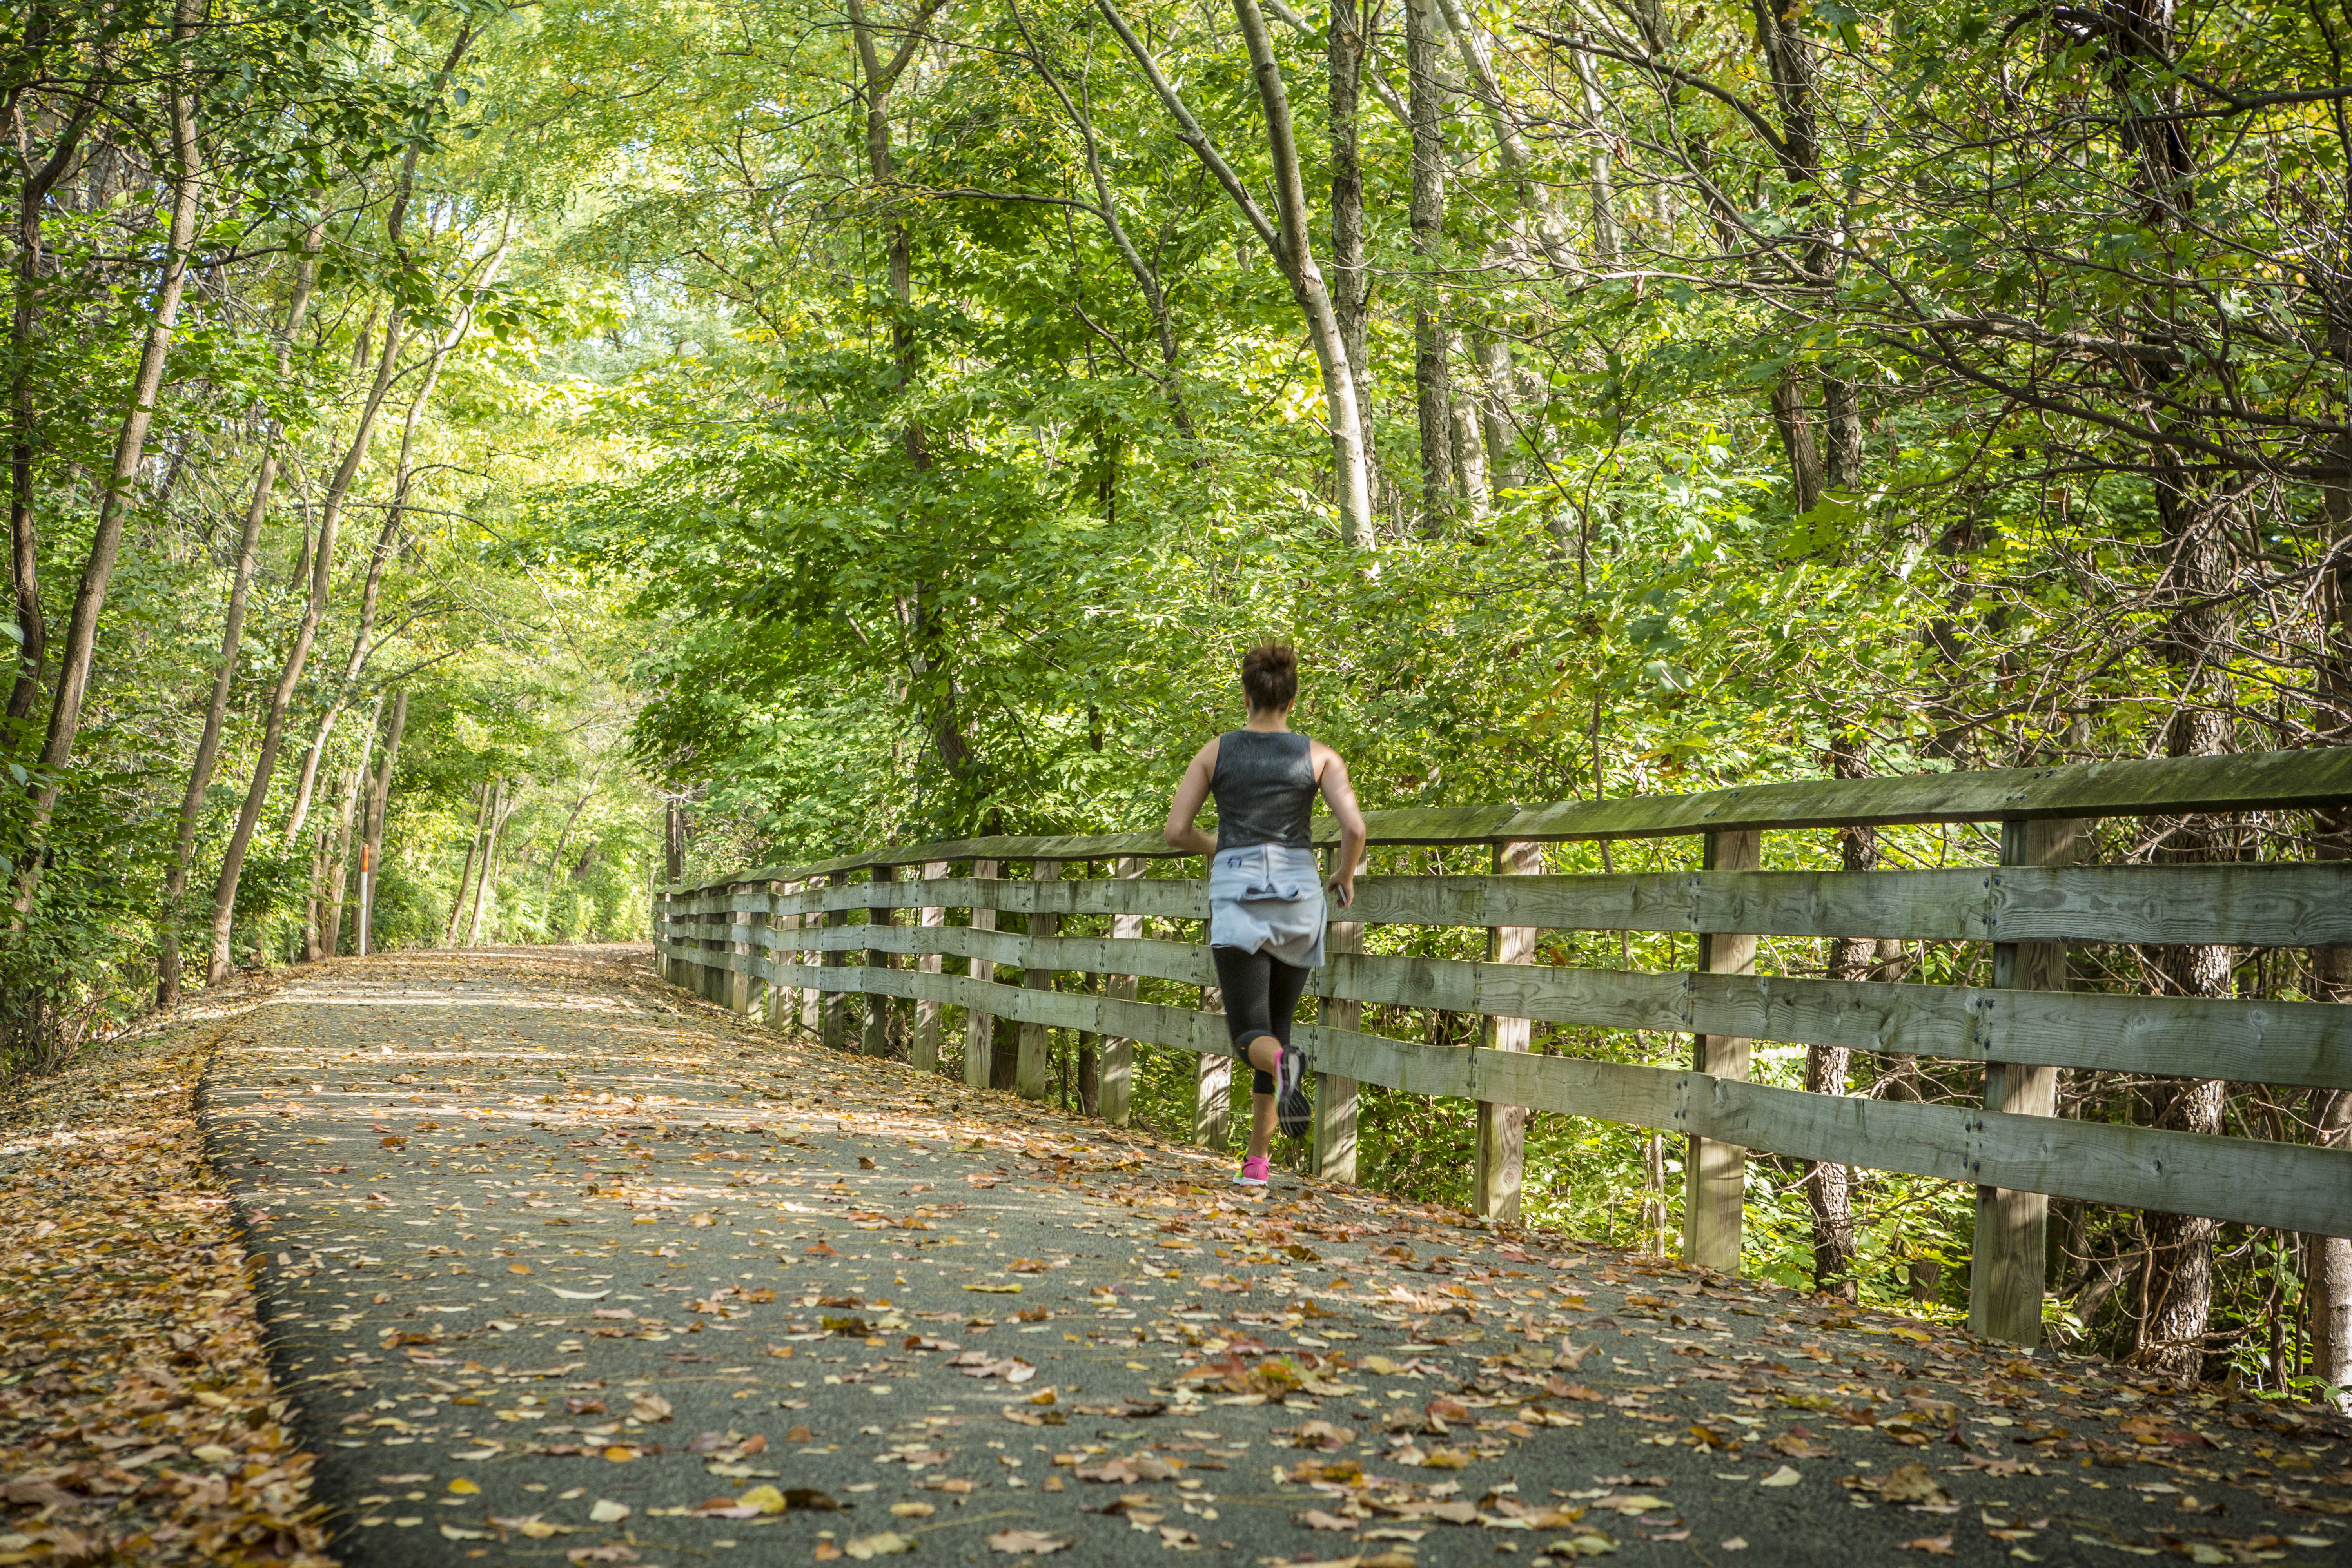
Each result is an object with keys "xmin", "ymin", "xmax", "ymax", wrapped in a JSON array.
[{"xmin": 205, "ymin": 949, "xmax": 2350, "ymax": 1568}]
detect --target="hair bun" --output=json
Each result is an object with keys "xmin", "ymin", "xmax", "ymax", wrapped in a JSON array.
[{"xmin": 1241, "ymin": 642, "xmax": 1298, "ymax": 711}]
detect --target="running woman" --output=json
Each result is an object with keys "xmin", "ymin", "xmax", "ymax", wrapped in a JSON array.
[{"xmin": 1164, "ymin": 643, "xmax": 1368, "ymax": 1187}]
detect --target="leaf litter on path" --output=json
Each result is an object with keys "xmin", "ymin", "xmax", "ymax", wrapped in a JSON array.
[{"xmin": 25, "ymin": 944, "xmax": 2346, "ymax": 1568}]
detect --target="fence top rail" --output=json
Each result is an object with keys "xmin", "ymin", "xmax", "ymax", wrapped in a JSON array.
[{"xmin": 661, "ymin": 746, "xmax": 2352, "ymax": 897}]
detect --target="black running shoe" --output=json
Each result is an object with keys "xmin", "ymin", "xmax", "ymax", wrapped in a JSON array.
[{"xmin": 1276, "ymin": 1044, "xmax": 1311, "ymax": 1140}]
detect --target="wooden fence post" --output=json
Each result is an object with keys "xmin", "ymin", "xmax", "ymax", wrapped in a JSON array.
[
  {"xmin": 1099, "ymin": 856, "xmax": 1145, "ymax": 1127},
  {"xmin": 766, "ymin": 880, "xmax": 797, "ymax": 1030},
  {"xmin": 1474, "ymin": 840, "xmax": 1544, "ymax": 1223},
  {"xmin": 1016, "ymin": 860, "xmax": 1060, "ymax": 1098},
  {"xmin": 819, "ymin": 873, "xmax": 849, "ymax": 1051},
  {"xmin": 864, "ymin": 862, "xmax": 896, "ymax": 1057},
  {"xmin": 1971, "ymin": 817, "xmax": 2082, "ymax": 1346},
  {"xmin": 1196, "ymin": 978, "xmax": 1230, "ymax": 1150},
  {"xmin": 1314, "ymin": 844, "xmax": 1363, "ymax": 1183},
  {"xmin": 697, "ymin": 887, "xmax": 720, "ymax": 1000},
  {"xmin": 655, "ymin": 889, "xmax": 670, "ymax": 981},
  {"xmin": 729, "ymin": 880, "xmax": 755, "ymax": 1016},
  {"xmin": 964, "ymin": 860, "xmax": 999, "ymax": 1089},
  {"xmin": 1684, "ymin": 828, "xmax": 1760, "ymax": 1273},
  {"xmin": 913, "ymin": 860, "xmax": 949, "ymax": 1072}
]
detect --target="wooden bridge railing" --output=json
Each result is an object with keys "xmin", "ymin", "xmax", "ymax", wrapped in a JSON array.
[{"xmin": 652, "ymin": 748, "xmax": 2352, "ymax": 1348}]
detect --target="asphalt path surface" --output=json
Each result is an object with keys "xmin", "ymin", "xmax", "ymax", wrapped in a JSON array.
[{"xmin": 203, "ymin": 948, "xmax": 2352, "ymax": 1568}]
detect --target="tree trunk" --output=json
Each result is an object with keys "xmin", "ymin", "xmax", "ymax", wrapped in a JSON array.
[
  {"xmin": 5, "ymin": 16, "xmax": 102, "ymax": 729},
  {"xmin": 1099, "ymin": 0, "xmax": 1373, "ymax": 545},
  {"xmin": 25, "ymin": 0, "xmax": 203, "ymax": 818},
  {"xmin": 1406, "ymin": 0, "xmax": 1452, "ymax": 529},
  {"xmin": 2310, "ymin": 1088, "xmax": 2352, "ymax": 1411},
  {"xmin": 2135, "ymin": 496, "xmax": 2238, "ymax": 1384},
  {"xmin": 1769, "ymin": 376, "xmax": 1825, "ymax": 518},
  {"xmin": 1804, "ymin": 740, "xmax": 1870, "ymax": 1298},
  {"xmin": 467, "ymin": 779, "xmax": 511, "ymax": 947},
  {"xmin": 445, "ymin": 781, "xmax": 489, "ymax": 947},
  {"xmin": 1328, "ymin": 0, "xmax": 1374, "ymax": 436},
  {"xmin": 359, "ymin": 687, "xmax": 407, "ymax": 954},
  {"xmin": 201, "ymin": 314, "xmax": 407, "ymax": 983},
  {"xmin": 283, "ymin": 247, "xmax": 500, "ymax": 851},
  {"xmin": 156, "ymin": 230, "xmax": 323, "ymax": 1003},
  {"xmin": 321, "ymin": 695, "xmax": 381, "ymax": 957},
  {"xmin": 1007, "ymin": 1, "xmax": 1194, "ymax": 441}
]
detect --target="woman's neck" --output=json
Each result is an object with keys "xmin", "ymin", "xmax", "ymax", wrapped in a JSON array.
[{"xmin": 1243, "ymin": 709, "xmax": 1292, "ymax": 732}]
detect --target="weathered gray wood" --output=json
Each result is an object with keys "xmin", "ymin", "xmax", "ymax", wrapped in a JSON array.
[
  {"xmin": 666, "ymin": 938, "xmax": 2352, "ymax": 1237},
  {"xmin": 1685, "ymin": 830, "xmax": 1759, "ymax": 1274},
  {"xmin": 1314, "ymin": 847, "xmax": 1363, "ymax": 1183},
  {"xmin": 1283, "ymin": 1017, "xmax": 2352, "ymax": 1239},
  {"xmin": 767, "ymin": 881, "xmax": 800, "ymax": 1032},
  {"xmin": 913, "ymin": 861, "xmax": 949, "ymax": 1074},
  {"xmin": 661, "ymin": 748, "xmax": 2352, "ymax": 895},
  {"xmin": 1199, "ymin": 978, "xmax": 1230, "ymax": 1152},
  {"xmin": 744, "ymin": 913, "xmax": 2352, "ymax": 1090},
  {"xmin": 965, "ymin": 860, "xmax": 999, "ymax": 1091},
  {"xmin": 1972, "ymin": 819, "xmax": 2080, "ymax": 1348},
  {"xmin": 760, "ymin": 921, "xmax": 1210, "ymax": 986},
  {"xmin": 1340, "ymin": 864, "xmax": 2352, "ymax": 947},
  {"xmin": 818, "ymin": 874, "xmax": 848, "ymax": 1051},
  {"xmin": 768, "ymin": 874, "xmax": 1209, "ymax": 923},
  {"xmin": 1100, "ymin": 857, "xmax": 1145, "ymax": 1128},
  {"xmin": 755, "ymin": 862, "xmax": 2352, "ymax": 947},
  {"xmin": 1474, "ymin": 841, "xmax": 1543, "ymax": 1224},
  {"xmin": 863, "ymin": 864, "xmax": 896, "ymax": 1057},
  {"xmin": 1016, "ymin": 861, "xmax": 1060, "ymax": 1100}
]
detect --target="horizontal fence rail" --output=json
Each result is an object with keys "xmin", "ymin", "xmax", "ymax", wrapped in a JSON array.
[{"xmin": 652, "ymin": 746, "xmax": 2352, "ymax": 1349}]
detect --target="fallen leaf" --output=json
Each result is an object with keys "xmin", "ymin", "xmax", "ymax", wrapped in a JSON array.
[
  {"xmin": 589, "ymin": 1499, "xmax": 631, "ymax": 1523},
  {"xmin": 1898, "ymin": 1535, "xmax": 1955, "ymax": 1555},
  {"xmin": 844, "ymin": 1532, "xmax": 916, "ymax": 1559},
  {"xmin": 986, "ymin": 1529, "xmax": 1072, "ymax": 1554},
  {"xmin": 1757, "ymin": 1465, "xmax": 1801, "ymax": 1488},
  {"xmin": 891, "ymin": 1503, "xmax": 935, "ymax": 1519}
]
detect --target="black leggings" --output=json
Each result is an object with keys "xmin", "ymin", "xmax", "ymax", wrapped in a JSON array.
[{"xmin": 1212, "ymin": 945, "xmax": 1310, "ymax": 1096}]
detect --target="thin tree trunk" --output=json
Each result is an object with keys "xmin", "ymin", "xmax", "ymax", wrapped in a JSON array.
[
  {"xmin": 202, "ymin": 313, "xmax": 407, "ymax": 982},
  {"xmin": 1328, "ymin": 0, "xmax": 1374, "ymax": 437},
  {"xmin": 301, "ymin": 823, "xmax": 331, "ymax": 962},
  {"xmin": 445, "ymin": 780, "xmax": 489, "ymax": 947},
  {"xmin": 283, "ymin": 245, "xmax": 503, "ymax": 851},
  {"xmin": 156, "ymin": 229, "xmax": 322, "ymax": 1004},
  {"xmin": 1007, "ymin": 1, "xmax": 1194, "ymax": 441},
  {"xmin": 321, "ymin": 695, "xmax": 380, "ymax": 957},
  {"xmin": 1098, "ymin": 0, "xmax": 1373, "ymax": 545},
  {"xmin": 25, "ymin": 0, "xmax": 202, "ymax": 818},
  {"xmin": 466, "ymin": 779, "xmax": 510, "ymax": 947},
  {"xmin": 2136, "ymin": 502, "xmax": 2238, "ymax": 1383},
  {"xmin": 5, "ymin": 11, "xmax": 101, "ymax": 728},
  {"xmin": 1806, "ymin": 739, "xmax": 1870, "ymax": 1298},
  {"xmin": 2310, "ymin": 1088, "xmax": 2352, "ymax": 1411},
  {"xmin": 359, "ymin": 687, "xmax": 406, "ymax": 955},
  {"xmin": 1406, "ymin": 0, "xmax": 1452, "ymax": 528}
]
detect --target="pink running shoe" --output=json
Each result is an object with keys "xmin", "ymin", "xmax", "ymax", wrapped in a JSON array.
[{"xmin": 1234, "ymin": 1155, "xmax": 1271, "ymax": 1187}]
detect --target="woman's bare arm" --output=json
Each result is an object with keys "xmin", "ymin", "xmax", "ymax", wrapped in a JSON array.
[
  {"xmin": 1316, "ymin": 744, "xmax": 1368, "ymax": 907},
  {"xmin": 1164, "ymin": 738, "xmax": 1221, "ymax": 855}
]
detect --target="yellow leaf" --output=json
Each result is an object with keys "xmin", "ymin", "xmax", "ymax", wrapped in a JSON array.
[
  {"xmin": 509, "ymin": 1263, "xmax": 533, "ymax": 1275},
  {"xmin": 738, "ymin": 1485, "xmax": 789, "ymax": 1515},
  {"xmin": 448, "ymin": 1477, "xmax": 481, "ymax": 1495}
]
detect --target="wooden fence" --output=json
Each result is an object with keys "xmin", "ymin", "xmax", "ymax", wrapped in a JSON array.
[{"xmin": 653, "ymin": 748, "xmax": 2352, "ymax": 1348}]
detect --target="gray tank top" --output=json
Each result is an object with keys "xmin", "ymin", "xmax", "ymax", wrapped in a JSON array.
[{"xmin": 1210, "ymin": 729, "xmax": 1317, "ymax": 851}]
